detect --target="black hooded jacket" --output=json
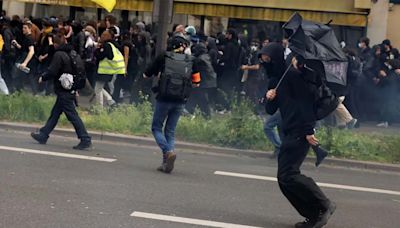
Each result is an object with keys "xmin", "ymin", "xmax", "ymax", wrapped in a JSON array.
[
  {"xmin": 221, "ymin": 37, "xmax": 241, "ymax": 70},
  {"xmin": 207, "ymin": 37, "xmax": 220, "ymax": 71},
  {"xmin": 266, "ymin": 66, "xmax": 317, "ymax": 136},
  {"xmin": 42, "ymin": 44, "xmax": 80, "ymax": 95},
  {"xmin": 363, "ymin": 45, "xmax": 384, "ymax": 81},
  {"xmin": 192, "ymin": 43, "xmax": 217, "ymax": 89},
  {"xmin": 258, "ymin": 42, "xmax": 286, "ymax": 89}
]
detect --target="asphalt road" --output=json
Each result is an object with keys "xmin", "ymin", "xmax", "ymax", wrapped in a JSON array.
[{"xmin": 0, "ymin": 129, "xmax": 399, "ymax": 228}]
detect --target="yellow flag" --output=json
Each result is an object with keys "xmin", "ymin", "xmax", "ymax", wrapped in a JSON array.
[{"xmin": 91, "ymin": 0, "xmax": 116, "ymax": 13}]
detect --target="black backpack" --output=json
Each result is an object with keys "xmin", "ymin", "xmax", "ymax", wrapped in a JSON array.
[
  {"xmin": 68, "ymin": 50, "xmax": 87, "ymax": 90},
  {"xmin": 158, "ymin": 52, "xmax": 194, "ymax": 101},
  {"xmin": 303, "ymin": 60, "xmax": 340, "ymax": 120}
]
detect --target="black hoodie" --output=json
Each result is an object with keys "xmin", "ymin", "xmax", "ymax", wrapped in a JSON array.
[
  {"xmin": 266, "ymin": 66, "xmax": 317, "ymax": 136},
  {"xmin": 207, "ymin": 37, "xmax": 221, "ymax": 72},
  {"xmin": 192, "ymin": 43, "xmax": 217, "ymax": 89},
  {"xmin": 42, "ymin": 44, "xmax": 79, "ymax": 95},
  {"xmin": 258, "ymin": 42, "xmax": 286, "ymax": 89}
]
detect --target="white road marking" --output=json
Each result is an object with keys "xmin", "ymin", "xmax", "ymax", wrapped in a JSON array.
[
  {"xmin": 214, "ymin": 171, "xmax": 400, "ymax": 196},
  {"xmin": 131, "ymin": 211, "xmax": 263, "ymax": 228},
  {"xmin": 0, "ymin": 145, "xmax": 116, "ymax": 162}
]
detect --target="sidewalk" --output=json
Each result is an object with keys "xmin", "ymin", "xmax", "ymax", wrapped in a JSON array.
[
  {"xmin": 1, "ymin": 121, "xmax": 399, "ymax": 173},
  {"xmin": 354, "ymin": 122, "xmax": 400, "ymax": 135}
]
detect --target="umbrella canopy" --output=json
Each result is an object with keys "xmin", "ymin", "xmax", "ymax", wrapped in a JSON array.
[
  {"xmin": 91, "ymin": 0, "xmax": 116, "ymax": 13},
  {"xmin": 283, "ymin": 12, "xmax": 348, "ymax": 86}
]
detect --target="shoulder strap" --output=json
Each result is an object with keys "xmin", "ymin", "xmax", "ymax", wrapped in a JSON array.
[{"xmin": 66, "ymin": 51, "xmax": 77, "ymax": 75}]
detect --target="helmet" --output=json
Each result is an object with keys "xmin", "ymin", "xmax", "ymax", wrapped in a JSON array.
[{"xmin": 171, "ymin": 34, "xmax": 189, "ymax": 49}]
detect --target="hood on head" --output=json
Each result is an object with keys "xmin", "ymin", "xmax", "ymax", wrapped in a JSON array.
[
  {"xmin": 192, "ymin": 43, "xmax": 207, "ymax": 57},
  {"xmin": 258, "ymin": 42, "xmax": 284, "ymax": 63},
  {"xmin": 207, "ymin": 37, "xmax": 217, "ymax": 50}
]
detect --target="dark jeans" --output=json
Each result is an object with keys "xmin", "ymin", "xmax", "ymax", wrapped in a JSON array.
[
  {"xmin": 263, "ymin": 111, "xmax": 283, "ymax": 153},
  {"xmin": 151, "ymin": 100, "xmax": 184, "ymax": 153},
  {"xmin": 277, "ymin": 133, "xmax": 330, "ymax": 220},
  {"xmin": 40, "ymin": 92, "xmax": 91, "ymax": 142}
]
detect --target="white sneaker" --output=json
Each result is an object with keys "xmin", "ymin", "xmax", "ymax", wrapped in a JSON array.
[
  {"xmin": 346, "ymin": 118, "xmax": 358, "ymax": 129},
  {"xmin": 376, "ymin": 122, "xmax": 389, "ymax": 128}
]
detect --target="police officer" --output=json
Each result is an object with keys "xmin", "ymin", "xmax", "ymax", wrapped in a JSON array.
[{"xmin": 31, "ymin": 33, "xmax": 92, "ymax": 150}]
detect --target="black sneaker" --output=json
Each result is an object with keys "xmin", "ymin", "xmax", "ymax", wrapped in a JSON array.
[
  {"xmin": 73, "ymin": 141, "xmax": 92, "ymax": 150},
  {"xmin": 31, "ymin": 132, "xmax": 47, "ymax": 144},
  {"xmin": 313, "ymin": 201, "xmax": 336, "ymax": 228},
  {"xmin": 164, "ymin": 152, "xmax": 177, "ymax": 173},
  {"xmin": 294, "ymin": 218, "xmax": 317, "ymax": 228}
]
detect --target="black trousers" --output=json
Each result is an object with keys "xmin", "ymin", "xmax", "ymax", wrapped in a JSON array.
[
  {"xmin": 40, "ymin": 92, "xmax": 91, "ymax": 142},
  {"xmin": 277, "ymin": 133, "xmax": 330, "ymax": 220},
  {"xmin": 186, "ymin": 88, "xmax": 212, "ymax": 117},
  {"xmin": 12, "ymin": 65, "xmax": 39, "ymax": 94}
]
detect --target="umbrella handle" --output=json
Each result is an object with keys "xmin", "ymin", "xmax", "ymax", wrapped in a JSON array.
[{"xmin": 275, "ymin": 62, "xmax": 293, "ymax": 90}]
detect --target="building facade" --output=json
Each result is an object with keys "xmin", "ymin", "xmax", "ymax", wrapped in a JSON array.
[{"xmin": 1, "ymin": 0, "xmax": 399, "ymax": 48}]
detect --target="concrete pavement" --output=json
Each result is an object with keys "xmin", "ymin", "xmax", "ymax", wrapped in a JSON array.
[{"xmin": 0, "ymin": 129, "xmax": 399, "ymax": 228}]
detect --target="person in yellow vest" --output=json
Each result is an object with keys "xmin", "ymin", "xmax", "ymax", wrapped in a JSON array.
[{"xmin": 95, "ymin": 30, "xmax": 126, "ymax": 107}]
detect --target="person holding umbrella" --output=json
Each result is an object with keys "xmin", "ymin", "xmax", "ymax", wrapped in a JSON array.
[
  {"xmin": 266, "ymin": 54, "xmax": 336, "ymax": 228},
  {"xmin": 264, "ymin": 12, "xmax": 341, "ymax": 228}
]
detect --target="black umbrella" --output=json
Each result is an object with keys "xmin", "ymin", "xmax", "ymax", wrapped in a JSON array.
[{"xmin": 283, "ymin": 12, "xmax": 348, "ymax": 86}]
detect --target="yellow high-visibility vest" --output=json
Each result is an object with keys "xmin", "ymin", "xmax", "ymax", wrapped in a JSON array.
[
  {"xmin": 0, "ymin": 34, "xmax": 4, "ymax": 52},
  {"xmin": 98, "ymin": 42, "xmax": 126, "ymax": 75}
]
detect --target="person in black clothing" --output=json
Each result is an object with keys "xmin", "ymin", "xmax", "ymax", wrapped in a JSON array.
[
  {"xmin": 362, "ymin": 45, "xmax": 384, "ymax": 120},
  {"xmin": 375, "ymin": 59, "xmax": 400, "ymax": 127},
  {"xmin": 31, "ymin": 33, "xmax": 92, "ymax": 150},
  {"xmin": 241, "ymin": 39, "xmax": 263, "ymax": 104},
  {"xmin": 131, "ymin": 27, "xmax": 154, "ymax": 104},
  {"xmin": 220, "ymin": 29, "xmax": 241, "ymax": 94},
  {"xmin": 265, "ymin": 55, "xmax": 336, "ymax": 228},
  {"xmin": 36, "ymin": 20, "xmax": 55, "ymax": 95},
  {"xmin": 358, "ymin": 37, "xmax": 371, "ymax": 65},
  {"xmin": 342, "ymin": 48, "xmax": 362, "ymax": 121},
  {"xmin": 71, "ymin": 21, "xmax": 85, "ymax": 57},
  {"xmin": 11, "ymin": 20, "xmax": 37, "ymax": 93},
  {"xmin": 119, "ymin": 32, "xmax": 139, "ymax": 102},
  {"xmin": 381, "ymin": 39, "xmax": 393, "ymax": 61},
  {"xmin": 206, "ymin": 37, "xmax": 221, "ymax": 72},
  {"xmin": 186, "ymin": 35, "xmax": 217, "ymax": 117}
]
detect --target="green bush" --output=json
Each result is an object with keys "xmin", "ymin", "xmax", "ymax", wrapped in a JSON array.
[{"xmin": 0, "ymin": 93, "xmax": 399, "ymax": 164}]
